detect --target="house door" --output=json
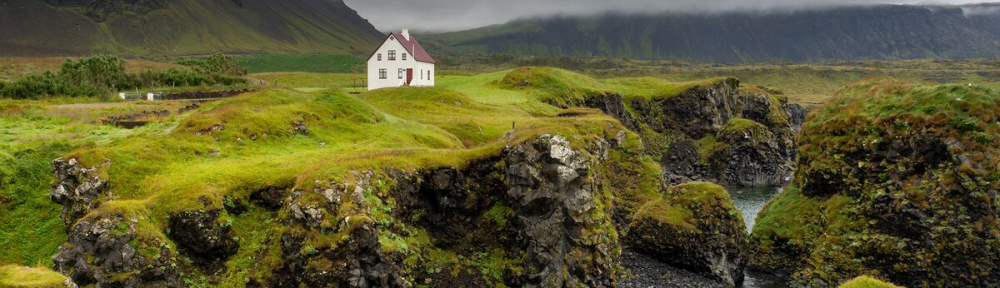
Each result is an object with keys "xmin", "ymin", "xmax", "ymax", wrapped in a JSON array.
[{"xmin": 406, "ymin": 69, "xmax": 414, "ymax": 86}]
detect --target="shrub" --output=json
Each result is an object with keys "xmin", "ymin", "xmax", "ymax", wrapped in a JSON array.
[{"xmin": 0, "ymin": 55, "xmax": 248, "ymax": 100}]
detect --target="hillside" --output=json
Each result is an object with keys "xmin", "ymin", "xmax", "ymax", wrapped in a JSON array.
[
  {"xmin": 0, "ymin": 0, "xmax": 384, "ymax": 56},
  {"xmin": 424, "ymin": 4, "xmax": 1000, "ymax": 63}
]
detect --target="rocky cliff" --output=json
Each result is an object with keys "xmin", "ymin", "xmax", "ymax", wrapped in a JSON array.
[
  {"xmin": 48, "ymin": 131, "xmax": 676, "ymax": 287},
  {"xmin": 497, "ymin": 67, "xmax": 805, "ymax": 188},
  {"xmin": 588, "ymin": 78, "xmax": 803, "ymax": 188},
  {"xmin": 749, "ymin": 80, "xmax": 1000, "ymax": 287}
]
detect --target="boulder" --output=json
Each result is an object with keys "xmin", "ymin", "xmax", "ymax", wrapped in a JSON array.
[{"xmin": 626, "ymin": 182, "xmax": 748, "ymax": 287}]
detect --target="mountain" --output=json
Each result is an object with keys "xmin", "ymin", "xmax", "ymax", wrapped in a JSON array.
[
  {"xmin": 0, "ymin": 0, "xmax": 385, "ymax": 56},
  {"xmin": 424, "ymin": 4, "xmax": 1000, "ymax": 63}
]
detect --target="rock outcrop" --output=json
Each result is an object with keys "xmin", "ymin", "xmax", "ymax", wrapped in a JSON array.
[
  {"xmin": 505, "ymin": 134, "xmax": 618, "ymax": 287},
  {"xmin": 51, "ymin": 158, "xmax": 107, "ymax": 226},
  {"xmin": 167, "ymin": 209, "xmax": 239, "ymax": 263},
  {"xmin": 626, "ymin": 182, "xmax": 748, "ymax": 287},
  {"xmin": 269, "ymin": 133, "xmax": 627, "ymax": 287},
  {"xmin": 52, "ymin": 216, "xmax": 180, "ymax": 288},
  {"xmin": 585, "ymin": 78, "xmax": 801, "ymax": 187},
  {"xmin": 749, "ymin": 80, "xmax": 1000, "ymax": 287}
]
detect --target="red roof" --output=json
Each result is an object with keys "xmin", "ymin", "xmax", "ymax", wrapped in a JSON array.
[{"xmin": 367, "ymin": 32, "xmax": 436, "ymax": 64}]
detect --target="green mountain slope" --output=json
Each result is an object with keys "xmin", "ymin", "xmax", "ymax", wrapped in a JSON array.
[
  {"xmin": 424, "ymin": 4, "xmax": 1000, "ymax": 63},
  {"xmin": 0, "ymin": 0, "xmax": 385, "ymax": 56}
]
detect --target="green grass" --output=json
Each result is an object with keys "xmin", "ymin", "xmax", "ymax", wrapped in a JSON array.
[
  {"xmin": 601, "ymin": 77, "xmax": 724, "ymax": 99},
  {"xmin": 237, "ymin": 55, "xmax": 366, "ymax": 74},
  {"xmin": 249, "ymin": 72, "xmax": 366, "ymax": 93},
  {"xmin": 837, "ymin": 276, "xmax": 904, "ymax": 288},
  {"xmin": 0, "ymin": 265, "xmax": 67, "ymax": 288}
]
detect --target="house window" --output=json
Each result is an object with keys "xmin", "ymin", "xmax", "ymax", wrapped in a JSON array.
[
  {"xmin": 388, "ymin": 50, "xmax": 396, "ymax": 61},
  {"xmin": 402, "ymin": 53, "xmax": 407, "ymax": 61},
  {"xmin": 420, "ymin": 69, "xmax": 423, "ymax": 80},
  {"xmin": 398, "ymin": 68, "xmax": 403, "ymax": 79},
  {"xmin": 379, "ymin": 69, "xmax": 387, "ymax": 79},
  {"xmin": 377, "ymin": 53, "xmax": 382, "ymax": 61},
  {"xmin": 428, "ymin": 70, "xmax": 431, "ymax": 81}
]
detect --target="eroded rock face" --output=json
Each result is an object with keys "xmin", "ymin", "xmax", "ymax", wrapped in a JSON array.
[
  {"xmin": 276, "ymin": 223, "xmax": 405, "ymax": 288},
  {"xmin": 626, "ymin": 182, "xmax": 748, "ymax": 288},
  {"xmin": 505, "ymin": 134, "xmax": 617, "ymax": 288},
  {"xmin": 52, "ymin": 216, "xmax": 180, "ymax": 288},
  {"xmin": 274, "ymin": 173, "xmax": 406, "ymax": 288},
  {"xmin": 51, "ymin": 158, "xmax": 108, "ymax": 225}
]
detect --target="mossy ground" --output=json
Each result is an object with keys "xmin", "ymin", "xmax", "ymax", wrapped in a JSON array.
[{"xmin": 0, "ymin": 265, "xmax": 67, "ymax": 288}]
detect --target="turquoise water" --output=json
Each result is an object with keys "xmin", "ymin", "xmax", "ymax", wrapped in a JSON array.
[{"xmin": 730, "ymin": 187, "xmax": 790, "ymax": 288}]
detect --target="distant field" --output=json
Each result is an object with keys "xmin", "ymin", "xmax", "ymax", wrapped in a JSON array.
[{"xmin": 236, "ymin": 54, "xmax": 365, "ymax": 74}]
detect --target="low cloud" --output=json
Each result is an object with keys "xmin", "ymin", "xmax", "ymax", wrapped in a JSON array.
[{"xmin": 346, "ymin": 0, "xmax": 991, "ymax": 32}]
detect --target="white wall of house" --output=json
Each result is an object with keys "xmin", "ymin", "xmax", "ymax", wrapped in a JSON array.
[{"xmin": 367, "ymin": 34, "xmax": 435, "ymax": 90}]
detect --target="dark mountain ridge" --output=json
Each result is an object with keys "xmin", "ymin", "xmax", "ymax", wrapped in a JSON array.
[
  {"xmin": 424, "ymin": 3, "xmax": 1000, "ymax": 63},
  {"xmin": 0, "ymin": 0, "xmax": 385, "ymax": 56}
]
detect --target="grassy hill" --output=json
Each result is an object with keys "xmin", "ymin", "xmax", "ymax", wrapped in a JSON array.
[
  {"xmin": 424, "ymin": 4, "xmax": 1000, "ymax": 63},
  {"xmin": 0, "ymin": 0, "xmax": 384, "ymax": 56}
]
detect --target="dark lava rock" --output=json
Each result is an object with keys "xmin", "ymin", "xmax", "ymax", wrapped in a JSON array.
[
  {"xmin": 660, "ymin": 140, "xmax": 710, "ymax": 185},
  {"xmin": 51, "ymin": 158, "xmax": 108, "ymax": 226},
  {"xmin": 707, "ymin": 118, "xmax": 793, "ymax": 187},
  {"xmin": 167, "ymin": 209, "xmax": 238, "ymax": 263},
  {"xmin": 626, "ymin": 182, "xmax": 748, "ymax": 287},
  {"xmin": 52, "ymin": 216, "xmax": 180, "ymax": 288}
]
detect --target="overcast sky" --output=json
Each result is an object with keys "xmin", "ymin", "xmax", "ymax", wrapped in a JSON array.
[{"xmin": 345, "ymin": 0, "xmax": 992, "ymax": 32}]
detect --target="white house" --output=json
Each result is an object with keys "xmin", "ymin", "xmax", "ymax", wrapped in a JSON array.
[{"xmin": 367, "ymin": 29, "xmax": 436, "ymax": 90}]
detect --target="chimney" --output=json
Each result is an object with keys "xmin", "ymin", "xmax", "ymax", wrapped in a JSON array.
[{"xmin": 402, "ymin": 29, "xmax": 410, "ymax": 41}]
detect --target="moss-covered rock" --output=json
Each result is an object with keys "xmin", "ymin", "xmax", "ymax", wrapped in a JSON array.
[
  {"xmin": 750, "ymin": 80, "xmax": 1000, "ymax": 287},
  {"xmin": 837, "ymin": 276, "xmax": 904, "ymax": 288},
  {"xmin": 589, "ymin": 76, "xmax": 801, "ymax": 187},
  {"xmin": 626, "ymin": 182, "xmax": 748, "ymax": 287}
]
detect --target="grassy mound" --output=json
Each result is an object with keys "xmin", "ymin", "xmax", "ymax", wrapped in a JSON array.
[
  {"xmin": 750, "ymin": 79, "xmax": 1000, "ymax": 287},
  {"xmin": 496, "ymin": 67, "xmax": 610, "ymax": 106},
  {"xmin": 837, "ymin": 276, "xmax": 904, "ymax": 288},
  {"xmin": 0, "ymin": 266, "xmax": 67, "ymax": 288}
]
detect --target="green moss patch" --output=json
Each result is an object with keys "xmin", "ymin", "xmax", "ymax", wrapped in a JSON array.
[
  {"xmin": 837, "ymin": 276, "xmax": 904, "ymax": 288},
  {"xmin": 0, "ymin": 265, "xmax": 67, "ymax": 288}
]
